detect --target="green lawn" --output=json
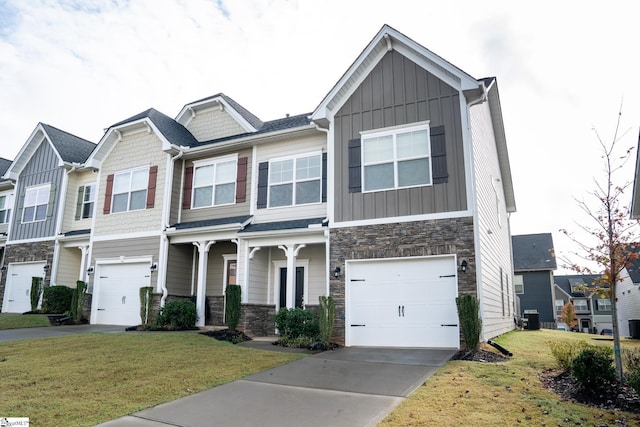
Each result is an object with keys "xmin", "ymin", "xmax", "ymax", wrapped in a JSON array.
[
  {"xmin": 0, "ymin": 314, "xmax": 50, "ymax": 329},
  {"xmin": 0, "ymin": 332, "xmax": 303, "ymax": 426},
  {"xmin": 381, "ymin": 329, "xmax": 640, "ymax": 426}
]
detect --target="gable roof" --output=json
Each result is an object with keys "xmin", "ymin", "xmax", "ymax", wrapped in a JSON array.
[
  {"xmin": 176, "ymin": 93, "xmax": 264, "ymax": 132},
  {"xmin": 4, "ymin": 123, "xmax": 95, "ymax": 180},
  {"xmin": 0, "ymin": 157, "xmax": 12, "ymax": 180},
  {"xmin": 554, "ymin": 274, "xmax": 601, "ymax": 297},
  {"xmin": 512, "ymin": 233, "xmax": 557, "ymax": 271}
]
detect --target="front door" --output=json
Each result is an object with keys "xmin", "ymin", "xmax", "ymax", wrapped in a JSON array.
[{"xmin": 279, "ymin": 267, "xmax": 304, "ymax": 309}]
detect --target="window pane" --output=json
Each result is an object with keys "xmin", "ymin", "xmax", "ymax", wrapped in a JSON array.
[
  {"xmin": 0, "ymin": 211, "xmax": 6, "ymax": 223},
  {"xmin": 194, "ymin": 165, "xmax": 214, "ymax": 187},
  {"xmin": 363, "ymin": 135, "xmax": 393, "ymax": 163},
  {"xmin": 397, "ymin": 130, "xmax": 428, "ymax": 158},
  {"xmin": 112, "ymin": 194, "xmax": 128, "ymax": 212},
  {"xmin": 364, "ymin": 163, "xmax": 394, "ymax": 191},
  {"xmin": 296, "ymin": 155, "xmax": 321, "ymax": 180},
  {"xmin": 398, "ymin": 158, "xmax": 430, "ymax": 187},
  {"xmin": 82, "ymin": 202, "xmax": 94, "ymax": 219},
  {"xmin": 296, "ymin": 180, "xmax": 320, "ymax": 204},
  {"xmin": 130, "ymin": 189, "xmax": 146, "ymax": 210},
  {"xmin": 193, "ymin": 187, "xmax": 213, "ymax": 208},
  {"xmin": 36, "ymin": 187, "xmax": 49, "ymax": 204},
  {"xmin": 23, "ymin": 206, "xmax": 35, "ymax": 222},
  {"xmin": 131, "ymin": 169, "xmax": 148, "ymax": 190},
  {"xmin": 35, "ymin": 204, "xmax": 47, "ymax": 221},
  {"xmin": 214, "ymin": 183, "xmax": 235, "ymax": 205},
  {"xmin": 113, "ymin": 173, "xmax": 130, "ymax": 193},
  {"xmin": 216, "ymin": 161, "xmax": 236, "ymax": 183},
  {"xmin": 84, "ymin": 185, "xmax": 95, "ymax": 203},
  {"xmin": 270, "ymin": 160, "xmax": 293, "ymax": 184},
  {"xmin": 0, "ymin": 195, "xmax": 5, "ymax": 209},
  {"xmin": 269, "ymin": 184, "xmax": 293, "ymax": 207},
  {"xmin": 24, "ymin": 189, "xmax": 38, "ymax": 206}
]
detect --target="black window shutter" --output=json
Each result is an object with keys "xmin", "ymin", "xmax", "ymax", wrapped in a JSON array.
[
  {"xmin": 348, "ymin": 138, "xmax": 361, "ymax": 193},
  {"xmin": 321, "ymin": 152, "xmax": 327, "ymax": 202},
  {"xmin": 257, "ymin": 162, "xmax": 269, "ymax": 209},
  {"xmin": 430, "ymin": 126, "xmax": 448, "ymax": 184}
]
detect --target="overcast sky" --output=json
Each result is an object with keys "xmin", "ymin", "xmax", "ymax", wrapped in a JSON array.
[{"xmin": 1, "ymin": 0, "xmax": 639, "ymax": 273}]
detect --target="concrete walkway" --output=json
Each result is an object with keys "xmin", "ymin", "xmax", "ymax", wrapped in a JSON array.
[{"xmin": 96, "ymin": 346, "xmax": 455, "ymax": 427}]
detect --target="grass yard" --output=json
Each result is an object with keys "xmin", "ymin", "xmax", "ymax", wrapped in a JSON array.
[
  {"xmin": 0, "ymin": 314, "xmax": 50, "ymax": 330},
  {"xmin": 381, "ymin": 329, "xmax": 640, "ymax": 427},
  {"xmin": 0, "ymin": 332, "xmax": 303, "ymax": 426}
]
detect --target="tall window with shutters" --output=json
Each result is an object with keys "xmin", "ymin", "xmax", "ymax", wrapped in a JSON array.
[
  {"xmin": 268, "ymin": 153, "xmax": 322, "ymax": 208},
  {"xmin": 75, "ymin": 183, "xmax": 96, "ymax": 220},
  {"xmin": 22, "ymin": 184, "xmax": 51, "ymax": 223},
  {"xmin": 361, "ymin": 123, "xmax": 432, "ymax": 192},
  {"xmin": 192, "ymin": 156, "xmax": 237, "ymax": 208},
  {"xmin": 103, "ymin": 166, "xmax": 157, "ymax": 214}
]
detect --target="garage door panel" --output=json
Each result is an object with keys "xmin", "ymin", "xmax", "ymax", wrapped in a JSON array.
[
  {"xmin": 94, "ymin": 263, "xmax": 149, "ymax": 326},
  {"xmin": 347, "ymin": 257, "xmax": 459, "ymax": 349},
  {"xmin": 3, "ymin": 262, "xmax": 46, "ymax": 313}
]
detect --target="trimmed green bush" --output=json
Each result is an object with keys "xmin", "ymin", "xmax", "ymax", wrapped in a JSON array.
[
  {"xmin": 156, "ymin": 300, "xmax": 197, "ymax": 330},
  {"xmin": 570, "ymin": 348, "xmax": 616, "ymax": 390},
  {"xmin": 318, "ymin": 295, "xmax": 335, "ymax": 344},
  {"xmin": 42, "ymin": 286, "xmax": 74, "ymax": 314},
  {"xmin": 71, "ymin": 281, "xmax": 88, "ymax": 322},
  {"xmin": 225, "ymin": 285, "xmax": 242, "ymax": 331},
  {"xmin": 455, "ymin": 294, "xmax": 482, "ymax": 350},
  {"xmin": 274, "ymin": 307, "xmax": 319, "ymax": 342},
  {"xmin": 549, "ymin": 341, "xmax": 613, "ymax": 372},
  {"xmin": 139, "ymin": 287, "xmax": 153, "ymax": 325},
  {"xmin": 30, "ymin": 277, "xmax": 43, "ymax": 311}
]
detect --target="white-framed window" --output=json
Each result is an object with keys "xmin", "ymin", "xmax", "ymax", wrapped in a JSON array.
[
  {"xmin": 112, "ymin": 168, "xmax": 148, "ymax": 213},
  {"xmin": 268, "ymin": 153, "xmax": 322, "ymax": 208},
  {"xmin": 192, "ymin": 157, "xmax": 237, "ymax": 208},
  {"xmin": 22, "ymin": 184, "xmax": 50, "ymax": 223},
  {"xmin": 361, "ymin": 123, "xmax": 431, "ymax": 192},
  {"xmin": 573, "ymin": 299, "xmax": 588, "ymax": 311},
  {"xmin": 555, "ymin": 299, "xmax": 564, "ymax": 314},
  {"xmin": 0, "ymin": 192, "xmax": 13, "ymax": 224},
  {"xmin": 80, "ymin": 183, "xmax": 96, "ymax": 219},
  {"xmin": 596, "ymin": 298, "xmax": 612, "ymax": 311},
  {"xmin": 514, "ymin": 274, "xmax": 524, "ymax": 294}
]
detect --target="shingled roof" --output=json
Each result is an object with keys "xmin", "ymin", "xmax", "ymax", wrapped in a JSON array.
[
  {"xmin": 0, "ymin": 157, "xmax": 12, "ymax": 181},
  {"xmin": 111, "ymin": 108, "xmax": 198, "ymax": 147},
  {"xmin": 40, "ymin": 123, "xmax": 95, "ymax": 163},
  {"xmin": 512, "ymin": 233, "xmax": 557, "ymax": 271}
]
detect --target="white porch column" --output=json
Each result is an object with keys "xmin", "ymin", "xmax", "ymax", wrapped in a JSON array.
[
  {"xmin": 193, "ymin": 240, "xmax": 215, "ymax": 327},
  {"xmin": 77, "ymin": 245, "xmax": 89, "ymax": 282},
  {"xmin": 278, "ymin": 244, "xmax": 306, "ymax": 308}
]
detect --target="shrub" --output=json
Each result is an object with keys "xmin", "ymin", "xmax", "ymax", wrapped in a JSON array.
[
  {"xmin": 225, "ymin": 285, "xmax": 242, "ymax": 331},
  {"xmin": 626, "ymin": 366, "xmax": 640, "ymax": 395},
  {"xmin": 30, "ymin": 277, "xmax": 43, "ymax": 311},
  {"xmin": 570, "ymin": 348, "xmax": 616, "ymax": 390},
  {"xmin": 623, "ymin": 347, "xmax": 640, "ymax": 371},
  {"xmin": 42, "ymin": 286, "xmax": 74, "ymax": 314},
  {"xmin": 71, "ymin": 281, "xmax": 88, "ymax": 322},
  {"xmin": 318, "ymin": 295, "xmax": 335, "ymax": 344},
  {"xmin": 549, "ymin": 341, "xmax": 612, "ymax": 372},
  {"xmin": 274, "ymin": 307, "xmax": 319, "ymax": 343},
  {"xmin": 156, "ymin": 300, "xmax": 197, "ymax": 330},
  {"xmin": 455, "ymin": 294, "xmax": 482, "ymax": 350},
  {"xmin": 139, "ymin": 286, "xmax": 153, "ymax": 325}
]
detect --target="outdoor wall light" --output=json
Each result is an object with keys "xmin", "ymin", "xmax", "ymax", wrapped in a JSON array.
[
  {"xmin": 0, "ymin": 266, "xmax": 6, "ymax": 272},
  {"xmin": 459, "ymin": 260, "xmax": 468, "ymax": 273},
  {"xmin": 150, "ymin": 263, "xmax": 158, "ymax": 273},
  {"xmin": 86, "ymin": 267, "xmax": 94, "ymax": 275},
  {"xmin": 43, "ymin": 265, "xmax": 50, "ymax": 271},
  {"xmin": 333, "ymin": 266, "xmax": 341, "ymax": 279}
]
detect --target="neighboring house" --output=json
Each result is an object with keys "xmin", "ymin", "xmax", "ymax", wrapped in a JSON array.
[
  {"xmin": 0, "ymin": 124, "xmax": 95, "ymax": 313},
  {"xmin": 0, "ymin": 157, "xmax": 15, "ymax": 285},
  {"xmin": 512, "ymin": 233, "xmax": 557, "ymax": 325},
  {"xmin": 554, "ymin": 274, "xmax": 612, "ymax": 333},
  {"xmin": 616, "ymin": 250, "xmax": 640, "ymax": 337},
  {"xmin": 0, "ymin": 25, "xmax": 517, "ymax": 349}
]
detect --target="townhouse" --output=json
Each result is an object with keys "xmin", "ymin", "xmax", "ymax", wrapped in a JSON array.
[{"xmin": 0, "ymin": 25, "xmax": 517, "ymax": 348}]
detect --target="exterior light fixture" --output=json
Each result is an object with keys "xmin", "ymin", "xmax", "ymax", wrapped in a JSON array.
[
  {"xmin": 87, "ymin": 267, "xmax": 94, "ymax": 275},
  {"xmin": 333, "ymin": 266, "xmax": 341, "ymax": 279},
  {"xmin": 43, "ymin": 265, "xmax": 50, "ymax": 271},
  {"xmin": 150, "ymin": 263, "xmax": 158, "ymax": 273},
  {"xmin": 459, "ymin": 260, "xmax": 468, "ymax": 273},
  {"xmin": 0, "ymin": 266, "xmax": 6, "ymax": 272}
]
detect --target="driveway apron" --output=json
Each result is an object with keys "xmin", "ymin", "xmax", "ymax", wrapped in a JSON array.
[{"xmin": 97, "ymin": 347, "xmax": 455, "ymax": 427}]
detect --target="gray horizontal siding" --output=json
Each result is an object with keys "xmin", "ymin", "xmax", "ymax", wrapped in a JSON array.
[
  {"xmin": 91, "ymin": 236, "xmax": 160, "ymax": 260},
  {"xmin": 334, "ymin": 50, "xmax": 467, "ymax": 222}
]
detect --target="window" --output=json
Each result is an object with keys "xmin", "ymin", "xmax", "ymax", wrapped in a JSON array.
[
  {"xmin": 597, "ymin": 299, "xmax": 612, "ymax": 311},
  {"xmin": 514, "ymin": 275, "xmax": 524, "ymax": 294},
  {"xmin": 192, "ymin": 158, "xmax": 237, "ymax": 208},
  {"xmin": 0, "ymin": 193, "xmax": 13, "ymax": 224},
  {"xmin": 362, "ymin": 124, "xmax": 431, "ymax": 192},
  {"xmin": 268, "ymin": 153, "xmax": 321, "ymax": 207},
  {"xmin": 79, "ymin": 184, "xmax": 96, "ymax": 219},
  {"xmin": 112, "ymin": 168, "xmax": 148, "ymax": 213},
  {"xmin": 23, "ymin": 184, "xmax": 50, "ymax": 223},
  {"xmin": 555, "ymin": 299, "xmax": 564, "ymax": 314},
  {"xmin": 573, "ymin": 299, "xmax": 588, "ymax": 311}
]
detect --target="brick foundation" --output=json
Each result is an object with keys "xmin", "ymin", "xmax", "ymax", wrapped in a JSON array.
[{"xmin": 237, "ymin": 304, "xmax": 276, "ymax": 337}]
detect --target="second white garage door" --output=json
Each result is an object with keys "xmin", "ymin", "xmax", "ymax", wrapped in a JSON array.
[
  {"xmin": 347, "ymin": 256, "xmax": 459, "ymax": 348},
  {"xmin": 92, "ymin": 262, "xmax": 150, "ymax": 326},
  {"xmin": 2, "ymin": 262, "xmax": 46, "ymax": 313}
]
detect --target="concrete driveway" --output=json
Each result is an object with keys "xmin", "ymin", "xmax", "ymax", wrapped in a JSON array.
[
  {"xmin": 0, "ymin": 323, "xmax": 126, "ymax": 342},
  {"xmin": 97, "ymin": 347, "xmax": 456, "ymax": 427}
]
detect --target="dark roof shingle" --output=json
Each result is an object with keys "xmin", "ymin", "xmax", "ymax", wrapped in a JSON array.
[
  {"xmin": 512, "ymin": 233, "xmax": 557, "ymax": 271},
  {"xmin": 41, "ymin": 124, "xmax": 95, "ymax": 163},
  {"xmin": 111, "ymin": 108, "xmax": 198, "ymax": 147}
]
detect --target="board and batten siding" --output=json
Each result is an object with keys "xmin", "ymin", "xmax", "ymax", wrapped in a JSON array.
[
  {"xmin": 333, "ymin": 50, "xmax": 467, "ymax": 223},
  {"xmin": 10, "ymin": 141, "xmax": 64, "ymax": 241},
  {"xmin": 470, "ymin": 101, "xmax": 515, "ymax": 340},
  {"xmin": 253, "ymin": 133, "xmax": 327, "ymax": 223},
  {"xmin": 93, "ymin": 129, "xmax": 167, "ymax": 236},
  {"xmin": 179, "ymin": 149, "xmax": 252, "ymax": 224},
  {"xmin": 185, "ymin": 107, "xmax": 247, "ymax": 142}
]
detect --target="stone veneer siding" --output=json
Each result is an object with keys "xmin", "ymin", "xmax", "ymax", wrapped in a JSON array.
[
  {"xmin": 238, "ymin": 304, "xmax": 276, "ymax": 337},
  {"xmin": 0, "ymin": 241, "xmax": 56, "ymax": 311},
  {"xmin": 329, "ymin": 217, "xmax": 476, "ymax": 345}
]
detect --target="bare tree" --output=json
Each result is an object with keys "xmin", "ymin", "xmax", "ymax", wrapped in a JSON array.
[{"xmin": 560, "ymin": 105, "xmax": 638, "ymax": 382}]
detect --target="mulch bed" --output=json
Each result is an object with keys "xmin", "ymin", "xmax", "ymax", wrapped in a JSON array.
[
  {"xmin": 452, "ymin": 348, "xmax": 510, "ymax": 362},
  {"xmin": 199, "ymin": 329, "xmax": 252, "ymax": 343}
]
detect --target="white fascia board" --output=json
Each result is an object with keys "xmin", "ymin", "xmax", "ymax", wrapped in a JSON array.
[
  {"xmin": 4, "ymin": 125, "xmax": 49, "ymax": 180},
  {"xmin": 331, "ymin": 210, "xmax": 473, "ymax": 229},
  {"xmin": 176, "ymin": 96, "xmax": 257, "ymax": 133},
  {"xmin": 240, "ymin": 230, "xmax": 328, "ymax": 247},
  {"xmin": 85, "ymin": 127, "xmax": 122, "ymax": 168},
  {"xmin": 165, "ymin": 224, "xmax": 246, "ymax": 244},
  {"xmin": 91, "ymin": 230, "xmax": 161, "ymax": 242}
]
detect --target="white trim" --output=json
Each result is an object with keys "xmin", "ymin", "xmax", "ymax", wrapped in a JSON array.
[
  {"xmin": 110, "ymin": 165, "xmax": 150, "ymax": 214},
  {"xmin": 331, "ymin": 211, "xmax": 473, "ymax": 228},
  {"xmin": 272, "ymin": 259, "xmax": 309, "ymax": 309},
  {"xmin": 360, "ymin": 121, "xmax": 430, "ymax": 137},
  {"xmin": 222, "ymin": 254, "xmax": 238, "ymax": 323},
  {"xmin": 266, "ymin": 151, "xmax": 323, "ymax": 209},
  {"xmin": 176, "ymin": 96, "xmax": 258, "ymax": 132},
  {"xmin": 190, "ymin": 154, "xmax": 239, "ymax": 209},
  {"xmin": 91, "ymin": 230, "xmax": 162, "ymax": 242},
  {"xmin": 22, "ymin": 183, "xmax": 51, "ymax": 224},
  {"xmin": 6, "ymin": 236, "xmax": 56, "ymax": 244}
]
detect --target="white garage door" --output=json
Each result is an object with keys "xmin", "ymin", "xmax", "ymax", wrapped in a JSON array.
[
  {"xmin": 93, "ymin": 263, "xmax": 150, "ymax": 326},
  {"xmin": 2, "ymin": 262, "xmax": 46, "ymax": 313},
  {"xmin": 347, "ymin": 256, "xmax": 459, "ymax": 348}
]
